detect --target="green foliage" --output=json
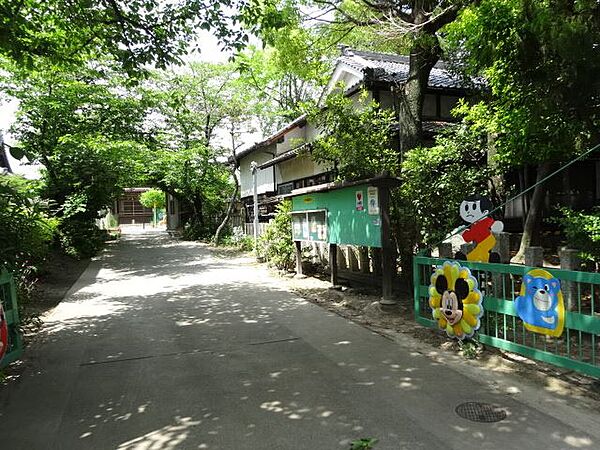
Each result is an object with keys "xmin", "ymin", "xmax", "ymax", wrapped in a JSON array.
[
  {"xmin": 221, "ymin": 227, "xmax": 254, "ymax": 251},
  {"xmin": 139, "ymin": 189, "xmax": 166, "ymax": 209},
  {"xmin": 0, "ymin": 0, "xmax": 248, "ymax": 73},
  {"xmin": 145, "ymin": 62, "xmax": 255, "ymax": 239},
  {"xmin": 554, "ymin": 208, "xmax": 600, "ymax": 264},
  {"xmin": 445, "ymin": 0, "xmax": 600, "ymax": 168},
  {"xmin": 58, "ymin": 220, "xmax": 108, "ymax": 260},
  {"xmin": 5, "ymin": 61, "xmax": 149, "ymax": 256},
  {"xmin": 350, "ymin": 437, "xmax": 378, "ymax": 450},
  {"xmin": 0, "ymin": 175, "xmax": 57, "ymax": 301},
  {"xmin": 259, "ymin": 200, "xmax": 295, "ymax": 270},
  {"xmin": 459, "ymin": 339, "xmax": 482, "ymax": 360},
  {"xmin": 306, "ymin": 91, "xmax": 398, "ymax": 181},
  {"xmin": 236, "ymin": 45, "xmax": 325, "ymax": 130},
  {"xmin": 400, "ymin": 123, "xmax": 494, "ymax": 245}
]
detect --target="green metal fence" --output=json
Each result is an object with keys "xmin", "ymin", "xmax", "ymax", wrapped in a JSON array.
[
  {"xmin": 0, "ymin": 268, "xmax": 23, "ymax": 368},
  {"xmin": 414, "ymin": 255, "xmax": 600, "ymax": 378}
]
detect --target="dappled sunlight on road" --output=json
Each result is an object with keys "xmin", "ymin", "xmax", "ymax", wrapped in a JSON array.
[
  {"xmin": 0, "ymin": 232, "xmax": 597, "ymax": 449},
  {"xmin": 116, "ymin": 416, "xmax": 202, "ymax": 450}
]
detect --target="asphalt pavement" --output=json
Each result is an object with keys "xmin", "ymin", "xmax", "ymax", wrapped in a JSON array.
[{"xmin": 0, "ymin": 231, "xmax": 597, "ymax": 450}]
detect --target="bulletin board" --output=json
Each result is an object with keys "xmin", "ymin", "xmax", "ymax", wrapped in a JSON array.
[
  {"xmin": 291, "ymin": 184, "xmax": 382, "ymax": 248},
  {"xmin": 292, "ymin": 210, "xmax": 328, "ymax": 242}
]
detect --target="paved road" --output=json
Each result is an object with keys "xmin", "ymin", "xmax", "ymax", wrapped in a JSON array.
[{"xmin": 0, "ymin": 232, "xmax": 597, "ymax": 449}]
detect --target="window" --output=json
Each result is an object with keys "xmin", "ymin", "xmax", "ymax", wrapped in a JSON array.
[
  {"xmin": 423, "ymin": 94, "xmax": 437, "ymax": 118},
  {"xmin": 277, "ymin": 182, "xmax": 294, "ymax": 195},
  {"xmin": 119, "ymin": 195, "xmax": 152, "ymax": 216},
  {"xmin": 440, "ymin": 95, "xmax": 460, "ymax": 120}
]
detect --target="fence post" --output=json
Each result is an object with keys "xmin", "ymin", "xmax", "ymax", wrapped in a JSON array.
[
  {"xmin": 347, "ymin": 246, "xmax": 359, "ymax": 271},
  {"xmin": 438, "ymin": 242, "xmax": 453, "ymax": 259},
  {"xmin": 560, "ymin": 247, "xmax": 581, "ymax": 310},
  {"xmin": 295, "ymin": 241, "xmax": 303, "ymax": 276},
  {"xmin": 337, "ymin": 246, "xmax": 348, "ymax": 270},
  {"xmin": 495, "ymin": 232, "xmax": 511, "ymax": 263},
  {"xmin": 329, "ymin": 243, "xmax": 338, "ymax": 286},
  {"xmin": 524, "ymin": 246, "xmax": 544, "ymax": 267}
]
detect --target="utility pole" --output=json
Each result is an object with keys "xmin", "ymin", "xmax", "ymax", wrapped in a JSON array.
[{"xmin": 251, "ymin": 161, "xmax": 259, "ymax": 259}]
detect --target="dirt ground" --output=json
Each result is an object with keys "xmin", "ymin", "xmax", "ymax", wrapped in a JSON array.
[{"xmin": 23, "ymin": 249, "xmax": 91, "ymax": 330}]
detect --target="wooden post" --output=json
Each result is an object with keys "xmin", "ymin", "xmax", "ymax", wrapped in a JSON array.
[
  {"xmin": 295, "ymin": 241, "xmax": 303, "ymax": 275},
  {"xmin": 379, "ymin": 185, "xmax": 396, "ymax": 306},
  {"xmin": 359, "ymin": 246, "xmax": 370, "ymax": 273},
  {"xmin": 372, "ymin": 248, "xmax": 382, "ymax": 276},
  {"xmin": 329, "ymin": 243, "xmax": 338, "ymax": 286}
]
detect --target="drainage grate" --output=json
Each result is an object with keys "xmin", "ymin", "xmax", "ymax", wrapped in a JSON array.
[{"xmin": 455, "ymin": 402, "xmax": 507, "ymax": 423}]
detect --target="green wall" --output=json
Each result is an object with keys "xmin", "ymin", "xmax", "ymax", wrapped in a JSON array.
[{"xmin": 291, "ymin": 184, "xmax": 382, "ymax": 248}]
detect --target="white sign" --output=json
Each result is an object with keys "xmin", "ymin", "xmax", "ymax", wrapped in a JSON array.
[
  {"xmin": 356, "ymin": 190, "xmax": 364, "ymax": 211},
  {"xmin": 367, "ymin": 186, "xmax": 379, "ymax": 215},
  {"xmin": 302, "ymin": 220, "xmax": 309, "ymax": 239}
]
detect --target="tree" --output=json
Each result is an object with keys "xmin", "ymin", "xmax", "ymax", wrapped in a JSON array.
[
  {"xmin": 247, "ymin": 0, "xmax": 476, "ymax": 152},
  {"xmin": 145, "ymin": 62, "xmax": 258, "ymax": 240},
  {"xmin": 3, "ymin": 60, "xmax": 149, "ymax": 256},
  {"xmin": 236, "ymin": 45, "xmax": 325, "ymax": 131},
  {"xmin": 305, "ymin": 90, "xmax": 398, "ymax": 181},
  {"xmin": 139, "ymin": 189, "xmax": 166, "ymax": 226},
  {"xmin": 0, "ymin": 0, "xmax": 249, "ymax": 73},
  {"xmin": 445, "ymin": 0, "xmax": 600, "ymax": 262},
  {"xmin": 400, "ymin": 122, "xmax": 494, "ymax": 247}
]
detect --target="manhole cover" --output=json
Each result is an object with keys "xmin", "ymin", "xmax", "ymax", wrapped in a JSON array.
[{"xmin": 455, "ymin": 402, "xmax": 507, "ymax": 423}]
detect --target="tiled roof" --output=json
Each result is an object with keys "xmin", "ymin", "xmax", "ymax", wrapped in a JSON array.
[
  {"xmin": 232, "ymin": 115, "xmax": 307, "ymax": 163},
  {"xmin": 339, "ymin": 48, "xmax": 479, "ymax": 90}
]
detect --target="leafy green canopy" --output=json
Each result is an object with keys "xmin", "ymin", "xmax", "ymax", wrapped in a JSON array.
[
  {"xmin": 143, "ymin": 62, "xmax": 259, "ymax": 239},
  {"xmin": 3, "ymin": 61, "xmax": 148, "ymax": 221},
  {"xmin": 139, "ymin": 189, "xmax": 166, "ymax": 209},
  {"xmin": 306, "ymin": 91, "xmax": 398, "ymax": 181},
  {"xmin": 445, "ymin": 0, "xmax": 600, "ymax": 167},
  {"xmin": 0, "ymin": 0, "xmax": 249, "ymax": 72},
  {"xmin": 235, "ymin": 0, "xmax": 408, "ymax": 128},
  {"xmin": 400, "ymin": 124, "xmax": 494, "ymax": 245}
]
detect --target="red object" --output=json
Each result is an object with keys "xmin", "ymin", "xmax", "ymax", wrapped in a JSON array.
[
  {"xmin": 0, "ymin": 303, "xmax": 8, "ymax": 362},
  {"xmin": 462, "ymin": 216, "xmax": 494, "ymax": 243}
]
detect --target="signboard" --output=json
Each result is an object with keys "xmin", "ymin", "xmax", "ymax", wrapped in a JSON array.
[
  {"xmin": 291, "ymin": 184, "xmax": 382, "ymax": 248},
  {"xmin": 356, "ymin": 191, "xmax": 364, "ymax": 211},
  {"xmin": 367, "ymin": 186, "xmax": 379, "ymax": 215},
  {"xmin": 292, "ymin": 210, "xmax": 327, "ymax": 242}
]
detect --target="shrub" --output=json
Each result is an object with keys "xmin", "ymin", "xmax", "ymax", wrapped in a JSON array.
[
  {"xmin": 554, "ymin": 207, "xmax": 600, "ymax": 265},
  {"xmin": 259, "ymin": 200, "xmax": 295, "ymax": 270},
  {"xmin": 0, "ymin": 176, "xmax": 57, "ymax": 302},
  {"xmin": 222, "ymin": 226, "xmax": 254, "ymax": 251},
  {"xmin": 58, "ymin": 219, "xmax": 108, "ymax": 259}
]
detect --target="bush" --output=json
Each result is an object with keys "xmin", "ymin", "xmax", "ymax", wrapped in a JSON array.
[
  {"xmin": 259, "ymin": 200, "xmax": 295, "ymax": 270},
  {"xmin": 221, "ymin": 226, "xmax": 254, "ymax": 251},
  {"xmin": 0, "ymin": 176, "xmax": 57, "ymax": 302},
  {"xmin": 181, "ymin": 220, "xmax": 216, "ymax": 241},
  {"xmin": 58, "ymin": 219, "xmax": 108, "ymax": 259},
  {"xmin": 554, "ymin": 207, "xmax": 600, "ymax": 265}
]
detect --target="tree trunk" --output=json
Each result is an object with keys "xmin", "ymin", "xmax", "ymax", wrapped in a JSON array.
[
  {"xmin": 394, "ymin": 41, "xmax": 439, "ymax": 284},
  {"xmin": 396, "ymin": 41, "xmax": 439, "ymax": 155},
  {"xmin": 213, "ymin": 172, "xmax": 239, "ymax": 245},
  {"xmin": 512, "ymin": 161, "xmax": 552, "ymax": 264}
]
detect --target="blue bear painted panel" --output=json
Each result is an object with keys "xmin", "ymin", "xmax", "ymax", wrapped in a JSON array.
[{"xmin": 515, "ymin": 274, "xmax": 561, "ymax": 330}]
